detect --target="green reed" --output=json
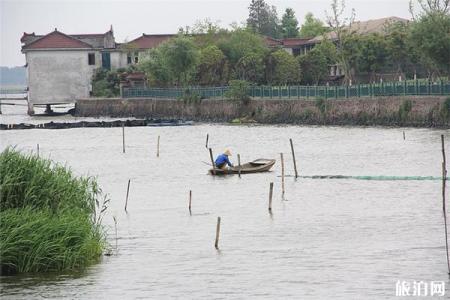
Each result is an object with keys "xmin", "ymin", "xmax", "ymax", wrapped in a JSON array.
[{"xmin": 0, "ymin": 148, "xmax": 108, "ymax": 275}]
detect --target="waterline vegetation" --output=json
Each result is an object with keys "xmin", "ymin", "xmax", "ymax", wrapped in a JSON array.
[{"xmin": 0, "ymin": 148, "xmax": 108, "ymax": 275}]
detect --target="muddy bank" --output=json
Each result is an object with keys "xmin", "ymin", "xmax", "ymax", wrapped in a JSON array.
[
  {"xmin": 75, "ymin": 96, "xmax": 450, "ymax": 127},
  {"xmin": 0, "ymin": 119, "xmax": 193, "ymax": 130}
]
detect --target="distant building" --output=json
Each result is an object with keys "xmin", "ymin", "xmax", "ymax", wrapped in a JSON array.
[{"xmin": 21, "ymin": 17, "xmax": 408, "ymax": 114}]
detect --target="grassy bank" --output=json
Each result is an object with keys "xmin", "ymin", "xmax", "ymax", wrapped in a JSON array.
[{"xmin": 0, "ymin": 149, "xmax": 107, "ymax": 275}]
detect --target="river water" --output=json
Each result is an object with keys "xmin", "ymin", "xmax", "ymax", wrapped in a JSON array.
[{"xmin": 1, "ymin": 105, "xmax": 450, "ymax": 299}]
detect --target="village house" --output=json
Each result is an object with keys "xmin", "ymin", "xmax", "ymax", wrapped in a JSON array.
[{"xmin": 21, "ymin": 16, "xmax": 407, "ymax": 114}]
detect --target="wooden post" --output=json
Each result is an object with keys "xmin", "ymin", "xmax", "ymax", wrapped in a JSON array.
[
  {"xmin": 37, "ymin": 144, "xmax": 40, "ymax": 157},
  {"xmin": 205, "ymin": 133, "xmax": 209, "ymax": 149},
  {"xmin": 124, "ymin": 179, "xmax": 130, "ymax": 212},
  {"xmin": 122, "ymin": 123, "xmax": 125, "ymax": 153},
  {"xmin": 189, "ymin": 190, "xmax": 192, "ymax": 215},
  {"xmin": 209, "ymin": 148, "xmax": 216, "ymax": 175},
  {"xmin": 268, "ymin": 182, "xmax": 274, "ymax": 213},
  {"xmin": 403, "ymin": 131, "xmax": 405, "ymax": 140},
  {"xmin": 280, "ymin": 153, "xmax": 285, "ymax": 196},
  {"xmin": 214, "ymin": 217, "xmax": 221, "ymax": 249},
  {"xmin": 157, "ymin": 135, "xmax": 160, "ymax": 157},
  {"xmin": 238, "ymin": 154, "xmax": 241, "ymax": 178},
  {"xmin": 290, "ymin": 138, "xmax": 298, "ymax": 178},
  {"xmin": 441, "ymin": 135, "xmax": 450, "ymax": 274}
]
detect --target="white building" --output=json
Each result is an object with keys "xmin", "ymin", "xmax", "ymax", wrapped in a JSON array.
[{"xmin": 21, "ymin": 27, "xmax": 129, "ymax": 114}]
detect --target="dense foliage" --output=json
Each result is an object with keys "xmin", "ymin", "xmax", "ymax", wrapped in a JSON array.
[
  {"xmin": 106, "ymin": 0, "xmax": 450, "ymax": 91},
  {"xmin": 91, "ymin": 67, "xmax": 135, "ymax": 97},
  {"xmin": 225, "ymin": 80, "xmax": 251, "ymax": 105},
  {"xmin": 299, "ymin": 12, "xmax": 328, "ymax": 38},
  {"xmin": 281, "ymin": 8, "xmax": 299, "ymax": 38},
  {"xmin": 0, "ymin": 149, "xmax": 107, "ymax": 275}
]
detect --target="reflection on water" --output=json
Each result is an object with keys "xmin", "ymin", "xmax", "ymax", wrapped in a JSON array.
[{"xmin": 1, "ymin": 105, "xmax": 449, "ymax": 299}]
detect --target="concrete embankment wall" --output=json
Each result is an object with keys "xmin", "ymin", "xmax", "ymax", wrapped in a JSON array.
[{"xmin": 75, "ymin": 96, "xmax": 450, "ymax": 127}]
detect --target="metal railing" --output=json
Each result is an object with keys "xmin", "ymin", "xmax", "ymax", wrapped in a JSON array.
[{"xmin": 122, "ymin": 80, "xmax": 450, "ymax": 99}]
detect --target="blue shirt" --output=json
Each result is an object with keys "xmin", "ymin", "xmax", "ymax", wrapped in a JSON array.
[{"xmin": 215, "ymin": 154, "xmax": 232, "ymax": 167}]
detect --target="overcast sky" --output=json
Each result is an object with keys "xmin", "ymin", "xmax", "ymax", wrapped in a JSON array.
[{"xmin": 1, "ymin": 0, "xmax": 414, "ymax": 67}]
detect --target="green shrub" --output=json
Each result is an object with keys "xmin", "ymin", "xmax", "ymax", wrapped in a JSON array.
[
  {"xmin": 180, "ymin": 88, "xmax": 202, "ymax": 104},
  {"xmin": 315, "ymin": 97, "xmax": 330, "ymax": 115},
  {"xmin": 0, "ymin": 149, "xmax": 107, "ymax": 275},
  {"xmin": 225, "ymin": 80, "xmax": 251, "ymax": 105},
  {"xmin": 440, "ymin": 97, "xmax": 450, "ymax": 120},
  {"xmin": 399, "ymin": 99, "xmax": 413, "ymax": 120},
  {"xmin": 0, "ymin": 208, "xmax": 105, "ymax": 274}
]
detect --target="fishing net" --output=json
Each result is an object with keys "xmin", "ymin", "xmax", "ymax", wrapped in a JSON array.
[{"xmin": 299, "ymin": 175, "xmax": 448, "ymax": 181}]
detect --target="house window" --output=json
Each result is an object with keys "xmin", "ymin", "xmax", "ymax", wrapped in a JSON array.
[
  {"xmin": 88, "ymin": 53, "xmax": 95, "ymax": 65},
  {"xmin": 134, "ymin": 56, "xmax": 139, "ymax": 64},
  {"xmin": 127, "ymin": 55, "xmax": 132, "ymax": 64}
]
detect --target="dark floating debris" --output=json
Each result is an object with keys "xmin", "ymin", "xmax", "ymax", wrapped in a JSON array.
[{"xmin": 0, "ymin": 119, "xmax": 194, "ymax": 130}]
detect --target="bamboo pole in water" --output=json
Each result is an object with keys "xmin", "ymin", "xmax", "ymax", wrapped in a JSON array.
[
  {"xmin": 269, "ymin": 182, "xmax": 274, "ymax": 213},
  {"xmin": 441, "ymin": 135, "xmax": 449, "ymax": 274},
  {"xmin": 205, "ymin": 133, "xmax": 209, "ymax": 149},
  {"xmin": 189, "ymin": 190, "xmax": 192, "ymax": 215},
  {"xmin": 209, "ymin": 148, "xmax": 216, "ymax": 175},
  {"xmin": 280, "ymin": 153, "xmax": 285, "ymax": 196},
  {"xmin": 290, "ymin": 138, "xmax": 298, "ymax": 178},
  {"xmin": 215, "ymin": 217, "xmax": 221, "ymax": 249},
  {"xmin": 122, "ymin": 123, "xmax": 125, "ymax": 153},
  {"xmin": 403, "ymin": 131, "xmax": 406, "ymax": 140},
  {"xmin": 238, "ymin": 154, "xmax": 241, "ymax": 178},
  {"xmin": 157, "ymin": 135, "xmax": 160, "ymax": 157},
  {"xmin": 124, "ymin": 179, "xmax": 131, "ymax": 212},
  {"xmin": 37, "ymin": 144, "xmax": 40, "ymax": 157}
]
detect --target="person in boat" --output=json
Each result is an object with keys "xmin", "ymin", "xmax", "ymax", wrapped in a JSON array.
[{"xmin": 215, "ymin": 149, "xmax": 234, "ymax": 169}]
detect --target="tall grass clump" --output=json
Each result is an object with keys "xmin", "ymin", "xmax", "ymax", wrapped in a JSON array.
[{"xmin": 0, "ymin": 148, "xmax": 108, "ymax": 275}]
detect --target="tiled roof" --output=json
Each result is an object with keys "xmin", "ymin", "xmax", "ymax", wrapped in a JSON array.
[
  {"xmin": 70, "ymin": 34, "xmax": 109, "ymax": 48},
  {"xmin": 21, "ymin": 28, "xmax": 115, "ymax": 50},
  {"xmin": 126, "ymin": 34, "xmax": 176, "ymax": 49},
  {"xmin": 311, "ymin": 16, "xmax": 409, "ymax": 42},
  {"xmin": 282, "ymin": 38, "xmax": 315, "ymax": 47},
  {"xmin": 22, "ymin": 30, "xmax": 93, "ymax": 50},
  {"xmin": 264, "ymin": 36, "xmax": 283, "ymax": 47}
]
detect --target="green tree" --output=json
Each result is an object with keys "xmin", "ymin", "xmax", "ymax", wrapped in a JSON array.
[
  {"xmin": 139, "ymin": 45, "xmax": 173, "ymax": 87},
  {"xmin": 191, "ymin": 19, "xmax": 229, "ymax": 49},
  {"xmin": 247, "ymin": 0, "xmax": 281, "ymax": 38},
  {"xmin": 298, "ymin": 40, "xmax": 336, "ymax": 85},
  {"xmin": 269, "ymin": 49, "xmax": 300, "ymax": 84},
  {"xmin": 196, "ymin": 45, "xmax": 229, "ymax": 86},
  {"xmin": 218, "ymin": 29, "xmax": 268, "ymax": 67},
  {"xmin": 281, "ymin": 8, "xmax": 299, "ymax": 38},
  {"xmin": 385, "ymin": 21, "xmax": 420, "ymax": 77},
  {"xmin": 299, "ymin": 12, "xmax": 328, "ymax": 38},
  {"xmin": 410, "ymin": 12, "xmax": 450, "ymax": 76},
  {"xmin": 139, "ymin": 35, "xmax": 199, "ymax": 86},
  {"xmin": 234, "ymin": 53, "xmax": 265, "ymax": 83},
  {"xmin": 164, "ymin": 36, "xmax": 200, "ymax": 85},
  {"xmin": 409, "ymin": 0, "xmax": 450, "ymax": 18},
  {"xmin": 326, "ymin": 0, "xmax": 356, "ymax": 84},
  {"xmin": 356, "ymin": 33, "xmax": 389, "ymax": 81},
  {"xmin": 298, "ymin": 49, "xmax": 328, "ymax": 85}
]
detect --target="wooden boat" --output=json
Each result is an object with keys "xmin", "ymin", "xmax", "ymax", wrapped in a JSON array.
[{"xmin": 209, "ymin": 158, "xmax": 276, "ymax": 175}]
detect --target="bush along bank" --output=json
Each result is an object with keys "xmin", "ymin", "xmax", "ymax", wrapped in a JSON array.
[{"xmin": 0, "ymin": 148, "xmax": 109, "ymax": 275}]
